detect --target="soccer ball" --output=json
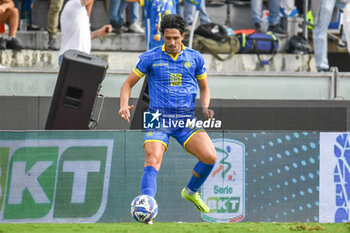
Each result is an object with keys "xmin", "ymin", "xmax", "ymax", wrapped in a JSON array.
[{"xmin": 130, "ymin": 195, "xmax": 158, "ymax": 223}]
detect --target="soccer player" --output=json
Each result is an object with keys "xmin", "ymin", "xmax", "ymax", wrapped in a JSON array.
[{"xmin": 119, "ymin": 14, "xmax": 216, "ymax": 214}]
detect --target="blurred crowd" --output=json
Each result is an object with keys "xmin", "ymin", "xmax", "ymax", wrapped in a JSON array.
[{"xmin": 0, "ymin": 0, "xmax": 349, "ymax": 71}]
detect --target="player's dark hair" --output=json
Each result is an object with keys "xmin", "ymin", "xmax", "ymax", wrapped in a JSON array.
[{"xmin": 160, "ymin": 14, "xmax": 186, "ymax": 35}]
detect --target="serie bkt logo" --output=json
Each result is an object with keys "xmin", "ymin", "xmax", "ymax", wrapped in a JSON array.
[
  {"xmin": 0, "ymin": 139, "xmax": 113, "ymax": 223},
  {"xmin": 201, "ymin": 138, "xmax": 245, "ymax": 223}
]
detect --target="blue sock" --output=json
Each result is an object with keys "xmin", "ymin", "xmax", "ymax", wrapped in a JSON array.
[
  {"xmin": 141, "ymin": 166, "xmax": 159, "ymax": 197},
  {"xmin": 187, "ymin": 161, "xmax": 215, "ymax": 193}
]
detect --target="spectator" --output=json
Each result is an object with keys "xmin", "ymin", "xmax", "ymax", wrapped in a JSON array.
[
  {"xmin": 47, "ymin": 0, "xmax": 95, "ymax": 51},
  {"xmin": 0, "ymin": 0, "xmax": 23, "ymax": 50},
  {"xmin": 183, "ymin": 0, "xmax": 211, "ymax": 30},
  {"xmin": 13, "ymin": 0, "xmax": 40, "ymax": 31},
  {"xmin": 47, "ymin": 0, "xmax": 64, "ymax": 50},
  {"xmin": 59, "ymin": 0, "xmax": 111, "ymax": 64},
  {"xmin": 176, "ymin": 0, "xmax": 182, "ymax": 17},
  {"xmin": 143, "ymin": 0, "xmax": 177, "ymax": 49},
  {"xmin": 109, "ymin": 0, "xmax": 144, "ymax": 34},
  {"xmin": 17, "ymin": 0, "xmax": 40, "ymax": 31},
  {"xmin": 251, "ymin": 0, "xmax": 287, "ymax": 34},
  {"xmin": 313, "ymin": 0, "xmax": 347, "ymax": 72}
]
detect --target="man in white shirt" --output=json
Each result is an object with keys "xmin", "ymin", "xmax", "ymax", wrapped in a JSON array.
[{"xmin": 59, "ymin": 0, "xmax": 112, "ymax": 64}]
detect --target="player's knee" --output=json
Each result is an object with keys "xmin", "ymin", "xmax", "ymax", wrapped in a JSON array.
[{"xmin": 205, "ymin": 147, "xmax": 217, "ymax": 164}]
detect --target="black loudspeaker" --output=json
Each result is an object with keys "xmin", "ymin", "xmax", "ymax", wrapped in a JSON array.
[
  {"xmin": 45, "ymin": 50, "xmax": 108, "ymax": 129},
  {"xmin": 130, "ymin": 76, "xmax": 149, "ymax": 129}
]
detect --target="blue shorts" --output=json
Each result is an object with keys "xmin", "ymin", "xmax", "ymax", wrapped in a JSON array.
[{"xmin": 144, "ymin": 123, "xmax": 204, "ymax": 151}]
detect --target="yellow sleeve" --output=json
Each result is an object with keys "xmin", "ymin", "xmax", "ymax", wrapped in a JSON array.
[
  {"xmin": 132, "ymin": 67, "xmax": 145, "ymax": 78},
  {"xmin": 196, "ymin": 72, "xmax": 207, "ymax": 80}
]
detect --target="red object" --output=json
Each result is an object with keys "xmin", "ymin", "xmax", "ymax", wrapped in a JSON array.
[
  {"xmin": 0, "ymin": 24, "xmax": 5, "ymax": 34},
  {"xmin": 234, "ymin": 29, "xmax": 256, "ymax": 35}
]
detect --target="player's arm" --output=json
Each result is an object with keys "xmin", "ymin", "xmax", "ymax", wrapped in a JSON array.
[
  {"xmin": 197, "ymin": 77, "xmax": 214, "ymax": 119},
  {"xmin": 119, "ymin": 71, "xmax": 141, "ymax": 122}
]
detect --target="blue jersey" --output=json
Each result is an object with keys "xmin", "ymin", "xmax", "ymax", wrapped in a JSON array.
[{"xmin": 133, "ymin": 44, "xmax": 207, "ymax": 116}]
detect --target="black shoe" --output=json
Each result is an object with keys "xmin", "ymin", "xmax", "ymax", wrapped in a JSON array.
[
  {"xmin": 6, "ymin": 37, "xmax": 23, "ymax": 51},
  {"xmin": 268, "ymin": 24, "xmax": 287, "ymax": 35},
  {"xmin": 254, "ymin": 23, "xmax": 264, "ymax": 33},
  {"xmin": 111, "ymin": 22, "xmax": 127, "ymax": 34},
  {"xmin": 27, "ymin": 24, "xmax": 41, "ymax": 31},
  {"xmin": 0, "ymin": 37, "xmax": 6, "ymax": 49}
]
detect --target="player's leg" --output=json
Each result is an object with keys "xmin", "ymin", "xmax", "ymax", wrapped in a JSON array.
[
  {"xmin": 141, "ymin": 133, "xmax": 168, "ymax": 198},
  {"xmin": 185, "ymin": 131, "xmax": 216, "ymax": 164},
  {"xmin": 185, "ymin": 131, "xmax": 216, "ymax": 192},
  {"xmin": 180, "ymin": 130, "xmax": 216, "ymax": 213}
]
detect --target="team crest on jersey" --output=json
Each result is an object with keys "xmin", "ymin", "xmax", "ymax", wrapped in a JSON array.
[
  {"xmin": 146, "ymin": 131, "xmax": 154, "ymax": 137},
  {"xmin": 184, "ymin": 61, "xmax": 192, "ymax": 68}
]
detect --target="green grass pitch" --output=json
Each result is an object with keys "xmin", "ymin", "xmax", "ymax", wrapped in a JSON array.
[{"xmin": 0, "ymin": 222, "xmax": 349, "ymax": 233}]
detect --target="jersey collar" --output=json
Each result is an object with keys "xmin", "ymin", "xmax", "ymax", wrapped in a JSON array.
[{"xmin": 162, "ymin": 43, "xmax": 185, "ymax": 61}]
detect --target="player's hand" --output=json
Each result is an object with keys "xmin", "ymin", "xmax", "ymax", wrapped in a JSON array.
[
  {"xmin": 119, "ymin": 105, "xmax": 134, "ymax": 123},
  {"xmin": 203, "ymin": 108, "xmax": 214, "ymax": 119}
]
